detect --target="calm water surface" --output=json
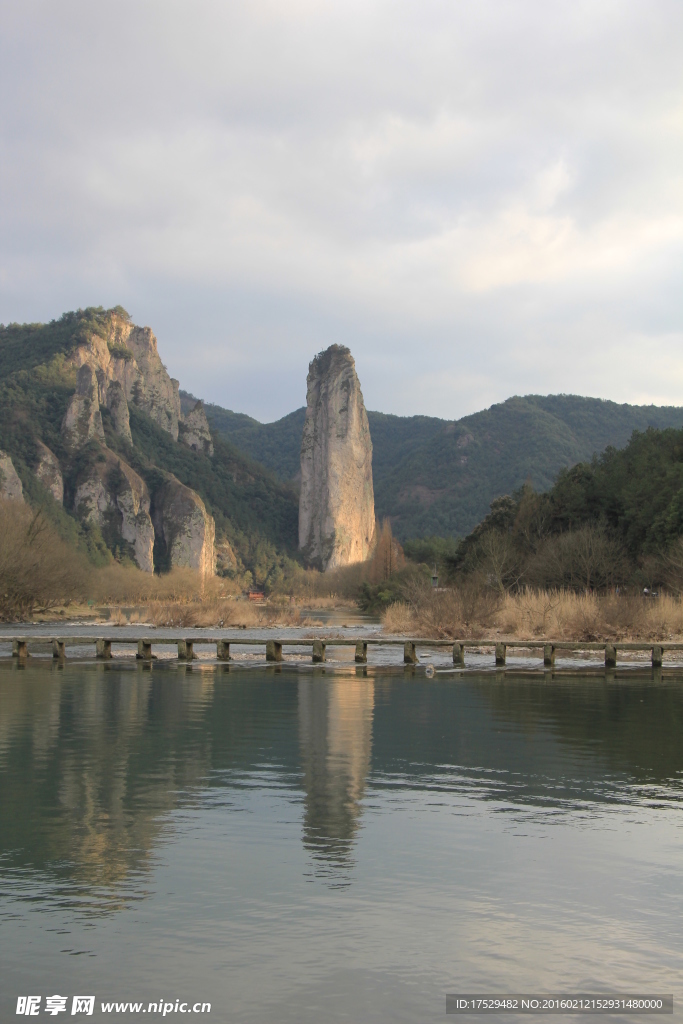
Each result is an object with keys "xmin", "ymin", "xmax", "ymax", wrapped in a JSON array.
[{"xmin": 1, "ymin": 660, "xmax": 683, "ymax": 1022}]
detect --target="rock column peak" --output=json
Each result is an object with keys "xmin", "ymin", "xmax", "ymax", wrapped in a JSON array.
[{"xmin": 299, "ymin": 345, "xmax": 375, "ymax": 571}]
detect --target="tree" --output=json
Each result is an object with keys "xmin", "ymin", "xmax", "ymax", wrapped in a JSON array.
[{"xmin": 0, "ymin": 500, "xmax": 86, "ymax": 619}]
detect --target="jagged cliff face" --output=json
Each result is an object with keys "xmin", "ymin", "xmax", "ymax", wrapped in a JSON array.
[
  {"xmin": 54, "ymin": 312, "xmax": 217, "ymax": 575},
  {"xmin": 0, "ymin": 451, "xmax": 24, "ymax": 502},
  {"xmin": 299, "ymin": 345, "xmax": 375, "ymax": 571},
  {"xmin": 125, "ymin": 325, "xmax": 182, "ymax": 439},
  {"xmin": 180, "ymin": 400, "xmax": 214, "ymax": 456},
  {"xmin": 153, "ymin": 476, "xmax": 215, "ymax": 576},
  {"xmin": 34, "ymin": 441, "xmax": 64, "ymax": 503},
  {"xmin": 62, "ymin": 365, "xmax": 105, "ymax": 449},
  {"xmin": 74, "ymin": 453, "xmax": 155, "ymax": 573},
  {"xmin": 68, "ymin": 314, "xmax": 182, "ymax": 440},
  {"xmin": 102, "ymin": 380, "xmax": 132, "ymax": 443}
]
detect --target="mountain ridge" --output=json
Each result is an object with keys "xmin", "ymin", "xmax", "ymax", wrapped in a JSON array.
[
  {"xmin": 0, "ymin": 309, "xmax": 299, "ymax": 588},
  {"xmin": 187, "ymin": 391, "xmax": 683, "ymax": 540}
]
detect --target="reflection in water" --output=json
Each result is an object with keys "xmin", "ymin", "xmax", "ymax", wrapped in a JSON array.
[
  {"xmin": 298, "ymin": 677, "xmax": 374, "ymax": 876},
  {"xmin": 3, "ymin": 663, "xmax": 683, "ymax": 1022},
  {"xmin": 4, "ymin": 664, "xmax": 683, "ymax": 912},
  {"xmin": 0, "ymin": 664, "xmax": 217, "ymax": 913}
]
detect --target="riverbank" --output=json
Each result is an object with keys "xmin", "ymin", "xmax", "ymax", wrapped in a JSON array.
[
  {"xmin": 21, "ymin": 594, "xmax": 363, "ymax": 629},
  {"xmin": 382, "ymin": 588, "xmax": 683, "ymax": 642},
  {"xmin": 14, "ymin": 588, "xmax": 683, "ymax": 642}
]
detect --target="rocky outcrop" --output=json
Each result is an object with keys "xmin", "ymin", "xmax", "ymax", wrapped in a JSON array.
[
  {"xmin": 180, "ymin": 400, "xmax": 213, "ymax": 456},
  {"xmin": 215, "ymin": 538, "xmax": 238, "ymax": 576},
  {"xmin": 299, "ymin": 345, "xmax": 375, "ymax": 571},
  {"xmin": 62, "ymin": 365, "xmax": 105, "ymax": 449},
  {"xmin": 125, "ymin": 326, "xmax": 181, "ymax": 439},
  {"xmin": 65, "ymin": 313, "xmax": 224, "ymax": 456},
  {"xmin": 73, "ymin": 452, "xmax": 154, "ymax": 572},
  {"xmin": 0, "ymin": 451, "xmax": 24, "ymax": 502},
  {"xmin": 34, "ymin": 441, "xmax": 64, "ymax": 503},
  {"xmin": 152, "ymin": 476, "xmax": 215, "ymax": 576},
  {"xmin": 103, "ymin": 380, "xmax": 132, "ymax": 443},
  {"xmin": 57, "ymin": 312, "xmax": 219, "ymax": 573},
  {"xmin": 68, "ymin": 312, "xmax": 181, "ymax": 440}
]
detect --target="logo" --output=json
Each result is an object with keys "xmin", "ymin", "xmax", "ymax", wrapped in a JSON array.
[{"xmin": 16, "ymin": 996, "xmax": 95, "ymax": 1016}]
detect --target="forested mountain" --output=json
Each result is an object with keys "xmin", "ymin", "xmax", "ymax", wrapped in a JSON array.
[
  {"xmin": 192, "ymin": 391, "xmax": 683, "ymax": 541},
  {"xmin": 181, "ymin": 396, "xmax": 306, "ymax": 482},
  {"xmin": 0, "ymin": 309, "xmax": 298, "ymax": 586},
  {"xmin": 5, "ymin": 305, "xmax": 682, "ymax": 592},
  {"xmin": 450, "ymin": 427, "xmax": 683, "ymax": 591}
]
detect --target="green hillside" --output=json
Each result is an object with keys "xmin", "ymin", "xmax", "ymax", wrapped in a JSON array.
[
  {"xmin": 450, "ymin": 426, "xmax": 683, "ymax": 591},
  {"xmin": 6, "ymin": 309, "xmax": 682, "ymax": 582},
  {"xmin": 181, "ymin": 392, "xmax": 306, "ymax": 481},
  {"xmin": 0, "ymin": 310, "xmax": 299, "ymax": 579},
  {"xmin": 199, "ymin": 391, "xmax": 683, "ymax": 541},
  {"xmin": 108, "ymin": 411, "xmax": 299, "ymax": 562}
]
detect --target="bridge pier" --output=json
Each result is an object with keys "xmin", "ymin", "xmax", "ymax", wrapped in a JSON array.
[
  {"xmin": 178, "ymin": 640, "xmax": 195, "ymax": 661},
  {"xmin": 137, "ymin": 639, "xmax": 153, "ymax": 661},
  {"xmin": 266, "ymin": 640, "xmax": 283, "ymax": 662},
  {"xmin": 4, "ymin": 633, "xmax": 678, "ymax": 671},
  {"xmin": 404, "ymin": 641, "xmax": 418, "ymax": 665},
  {"xmin": 312, "ymin": 640, "xmax": 326, "ymax": 663},
  {"xmin": 96, "ymin": 639, "xmax": 112, "ymax": 660},
  {"xmin": 96, "ymin": 634, "xmax": 112, "ymax": 659}
]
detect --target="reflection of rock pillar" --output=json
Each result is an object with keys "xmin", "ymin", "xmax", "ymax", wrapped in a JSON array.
[{"xmin": 298, "ymin": 678, "xmax": 374, "ymax": 868}]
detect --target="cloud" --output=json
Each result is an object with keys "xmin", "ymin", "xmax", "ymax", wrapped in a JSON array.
[{"xmin": 0, "ymin": 0, "xmax": 681, "ymax": 420}]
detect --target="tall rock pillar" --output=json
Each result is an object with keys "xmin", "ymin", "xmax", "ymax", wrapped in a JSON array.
[{"xmin": 299, "ymin": 345, "xmax": 375, "ymax": 571}]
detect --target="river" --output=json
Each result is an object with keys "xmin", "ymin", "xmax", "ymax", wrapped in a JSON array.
[{"xmin": 1, "ymin": 657, "xmax": 682, "ymax": 1021}]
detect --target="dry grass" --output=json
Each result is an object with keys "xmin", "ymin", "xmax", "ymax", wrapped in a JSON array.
[
  {"xmin": 498, "ymin": 590, "xmax": 683, "ymax": 641},
  {"xmin": 105, "ymin": 598, "xmax": 308, "ymax": 629},
  {"xmin": 132, "ymin": 599, "xmax": 263, "ymax": 629},
  {"xmin": 382, "ymin": 601, "xmax": 415, "ymax": 634},
  {"xmin": 91, "ymin": 565, "xmax": 240, "ymax": 604},
  {"xmin": 294, "ymin": 595, "xmax": 359, "ymax": 610},
  {"xmin": 0, "ymin": 499, "xmax": 87, "ymax": 619},
  {"xmin": 382, "ymin": 585, "xmax": 683, "ymax": 641},
  {"xmin": 22, "ymin": 558, "xmax": 327, "ymax": 627}
]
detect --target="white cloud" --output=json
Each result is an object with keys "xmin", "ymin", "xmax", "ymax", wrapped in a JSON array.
[{"xmin": 0, "ymin": 0, "xmax": 681, "ymax": 420}]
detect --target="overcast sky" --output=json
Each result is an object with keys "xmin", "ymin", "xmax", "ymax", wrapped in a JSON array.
[{"xmin": 1, "ymin": 1, "xmax": 681, "ymax": 422}]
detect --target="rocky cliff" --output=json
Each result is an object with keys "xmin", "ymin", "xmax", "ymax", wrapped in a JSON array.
[
  {"xmin": 53, "ymin": 311, "xmax": 217, "ymax": 574},
  {"xmin": 180, "ymin": 400, "xmax": 214, "ymax": 456},
  {"xmin": 102, "ymin": 380, "xmax": 132, "ymax": 443},
  {"xmin": 68, "ymin": 313, "xmax": 182, "ymax": 440},
  {"xmin": 0, "ymin": 307, "xmax": 301, "ymax": 585},
  {"xmin": 0, "ymin": 451, "xmax": 24, "ymax": 502},
  {"xmin": 299, "ymin": 345, "xmax": 375, "ymax": 570},
  {"xmin": 62, "ymin": 365, "xmax": 106, "ymax": 449},
  {"xmin": 73, "ymin": 452, "xmax": 155, "ymax": 573},
  {"xmin": 152, "ymin": 475, "xmax": 216, "ymax": 576},
  {"xmin": 34, "ymin": 441, "xmax": 64, "ymax": 503}
]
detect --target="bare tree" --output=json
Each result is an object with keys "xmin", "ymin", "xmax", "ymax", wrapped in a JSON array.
[
  {"xmin": 528, "ymin": 525, "xmax": 630, "ymax": 591},
  {"xmin": 0, "ymin": 500, "xmax": 87, "ymax": 619},
  {"xmin": 661, "ymin": 539, "xmax": 683, "ymax": 593},
  {"xmin": 470, "ymin": 529, "xmax": 526, "ymax": 593}
]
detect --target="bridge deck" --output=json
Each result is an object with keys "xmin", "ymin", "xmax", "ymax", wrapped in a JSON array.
[{"xmin": 1, "ymin": 634, "xmax": 680, "ymax": 668}]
